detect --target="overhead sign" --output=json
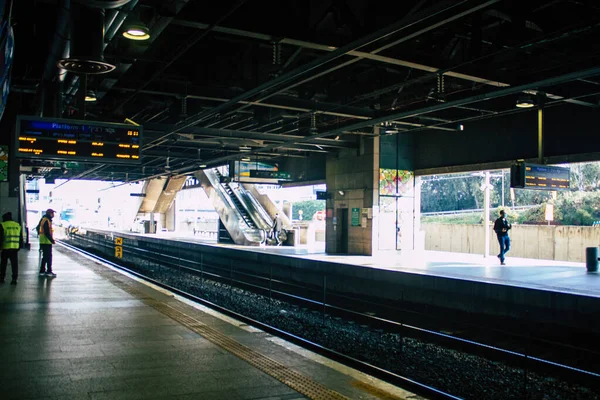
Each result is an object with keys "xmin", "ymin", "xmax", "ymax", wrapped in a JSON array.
[
  {"xmin": 249, "ymin": 170, "xmax": 292, "ymax": 180},
  {"xmin": 15, "ymin": 116, "xmax": 142, "ymax": 164},
  {"xmin": 510, "ymin": 163, "xmax": 570, "ymax": 190}
]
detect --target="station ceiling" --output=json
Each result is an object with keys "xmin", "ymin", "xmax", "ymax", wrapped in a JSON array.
[{"xmin": 7, "ymin": 0, "xmax": 600, "ymax": 182}]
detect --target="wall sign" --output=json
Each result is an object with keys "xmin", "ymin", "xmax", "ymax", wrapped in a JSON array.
[{"xmin": 351, "ymin": 207, "xmax": 360, "ymax": 226}]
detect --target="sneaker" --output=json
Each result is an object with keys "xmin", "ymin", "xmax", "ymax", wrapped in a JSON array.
[
  {"xmin": 39, "ymin": 270, "xmax": 46, "ymax": 276},
  {"xmin": 501, "ymin": 262, "xmax": 506, "ymax": 265},
  {"xmin": 45, "ymin": 272, "xmax": 57, "ymax": 278},
  {"xmin": 10, "ymin": 280, "xmax": 17, "ymax": 285}
]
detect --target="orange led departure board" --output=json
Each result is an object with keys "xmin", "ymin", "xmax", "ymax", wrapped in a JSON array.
[
  {"xmin": 15, "ymin": 116, "xmax": 142, "ymax": 164},
  {"xmin": 510, "ymin": 162, "xmax": 570, "ymax": 190}
]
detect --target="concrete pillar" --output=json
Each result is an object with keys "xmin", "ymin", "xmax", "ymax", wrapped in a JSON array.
[
  {"xmin": 325, "ymin": 135, "xmax": 379, "ymax": 255},
  {"xmin": 165, "ymin": 199, "xmax": 176, "ymax": 231}
]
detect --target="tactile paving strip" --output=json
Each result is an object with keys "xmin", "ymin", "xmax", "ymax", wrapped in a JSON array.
[{"xmin": 94, "ymin": 268, "xmax": 350, "ymax": 400}]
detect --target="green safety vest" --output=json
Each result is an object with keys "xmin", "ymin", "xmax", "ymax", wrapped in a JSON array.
[
  {"xmin": 1, "ymin": 220, "xmax": 21, "ymax": 250},
  {"xmin": 38, "ymin": 217, "xmax": 54, "ymax": 245}
]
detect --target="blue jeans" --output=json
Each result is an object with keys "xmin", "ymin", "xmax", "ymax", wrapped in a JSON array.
[{"xmin": 497, "ymin": 235, "xmax": 510, "ymax": 263}]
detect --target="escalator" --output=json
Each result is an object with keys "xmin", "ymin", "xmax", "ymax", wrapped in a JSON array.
[
  {"xmin": 196, "ymin": 169, "xmax": 272, "ymax": 246},
  {"xmin": 217, "ymin": 172, "xmax": 256, "ymax": 229}
]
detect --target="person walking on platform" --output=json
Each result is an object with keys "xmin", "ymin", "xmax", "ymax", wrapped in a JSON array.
[
  {"xmin": 0, "ymin": 212, "xmax": 22, "ymax": 285},
  {"xmin": 272, "ymin": 213, "xmax": 283, "ymax": 246},
  {"xmin": 493, "ymin": 210, "xmax": 512, "ymax": 265},
  {"xmin": 38, "ymin": 208, "xmax": 57, "ymax": 277}
]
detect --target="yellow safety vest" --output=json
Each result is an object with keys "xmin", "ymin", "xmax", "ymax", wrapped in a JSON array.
[
  {"xmin": 1, "ymin": 220, "xmax": 21, "ymax": 250},
  {"xmin": 38, "ymin": 217, "xmax": 54, "ymax": 245}
]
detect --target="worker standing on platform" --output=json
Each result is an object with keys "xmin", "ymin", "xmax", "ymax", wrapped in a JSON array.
[
  {"xmin": 38, "ymin": 208, "xmax": 57, "ymax": 277},
  {"xmin": 0, "ymin": 212, "xmax": 22, "ymax": 285},
  {"xmin": 493, "ymin": 210, "xmax": 512, "ymax": 265},
  {"xmin": 272, "ymin": 213, "xmax": 283, "ymax": 246}
]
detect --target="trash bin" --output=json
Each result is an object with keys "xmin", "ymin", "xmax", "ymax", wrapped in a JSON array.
[
  {"xmin": 284, "ymin": 229, "xmax": 300, "ymax": 246},
  {"xmin": 585, "ymin": 247, "xmax": 599, "ymax": 272}
]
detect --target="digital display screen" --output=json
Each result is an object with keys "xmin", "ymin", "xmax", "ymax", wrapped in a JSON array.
[
  {"xmin": 525, "ymin": 164, "xmax": 570, "ymax": 190},
  {"xmin": 15, "ymin": 116, "xmax": 142, "ymax": 164}
]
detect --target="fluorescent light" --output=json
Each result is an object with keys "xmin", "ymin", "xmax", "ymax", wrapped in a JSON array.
[{"xmin": 199, "ymin": 164, "xmax": 207, "ymax": 168}]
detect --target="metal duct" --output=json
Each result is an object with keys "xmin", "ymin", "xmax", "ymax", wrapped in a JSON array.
[
  {"xmin": 37, "ymin": 0, "xmax": 71, "ymax": 117},
  {"xmin": 57, "ymin": 5, "xmax": 116, "ymax": 74},
  {"xmin": 74, "ymin": 0, "xmax": 133, "ymax": 8}
]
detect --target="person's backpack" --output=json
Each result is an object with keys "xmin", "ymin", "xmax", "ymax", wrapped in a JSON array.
[{"xmin": 34, "ymin": 217, "xmax": 43, "ymax": 237}]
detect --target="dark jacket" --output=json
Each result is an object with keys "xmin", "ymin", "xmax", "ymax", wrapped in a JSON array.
[
  {"xmin": 493, "ymin": 216, "xmax": 511, "ymax": 237},
  {"xmin": 272, "ymin": 216, "xmax": 282, "ymax": 232}
]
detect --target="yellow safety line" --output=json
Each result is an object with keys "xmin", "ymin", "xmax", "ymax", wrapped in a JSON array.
[{"xmin": 93, "ymin": 268, "xmax": 350, "ymax": 400}]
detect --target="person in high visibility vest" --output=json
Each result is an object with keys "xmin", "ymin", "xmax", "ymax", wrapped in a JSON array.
[
  {"xmin": 38, "ymin": 208, "xmax": 57, "ymax": 277},
  {"xmin": 0, "ymin": 212, "xmax": 22, "ymax": 285}
]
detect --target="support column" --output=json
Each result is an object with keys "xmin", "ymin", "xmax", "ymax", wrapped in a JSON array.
[
  {"xmin": 538, "ymin": 107, "xmax": 544, "ymax": 163},
  {"xmin": 484, "ymin": 171, "xmax": 490, "ymax": 258},
  {"xmin": 325, "ymin": 135, "xmax": 379, "ymax": 255}
]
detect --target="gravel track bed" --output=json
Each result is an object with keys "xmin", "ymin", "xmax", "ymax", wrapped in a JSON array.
[{"xmin": 118, "ymin": 258, "xmax": 598, "ymax": 400}]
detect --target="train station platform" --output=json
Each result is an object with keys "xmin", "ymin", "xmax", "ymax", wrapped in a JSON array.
[
  {"xmin": 0, "ymin": 243, "xmax": 418, "ymax": 400},
  {"xmin": 135, "ymin": 230, "xmax": 599, "ymax": 299}
]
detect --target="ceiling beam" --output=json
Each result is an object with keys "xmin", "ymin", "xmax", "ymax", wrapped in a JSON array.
[
  {"xmin": 142, "ymin": 123, "xmax": 355, "ymax": 147},
  {"xmin": 166, "ymin": 66, "xmax": 600, "ymax": 175},
  {"xmin": 115, "ymin": 87, "xmax": 376, "ymax": 120},
  {"xmin": 144, "ymin": 0, "xmax": 502, "ymax": 151},
  {"xmin": 172, "ymin": 17, "xmax": 508, "ymax": 88}
]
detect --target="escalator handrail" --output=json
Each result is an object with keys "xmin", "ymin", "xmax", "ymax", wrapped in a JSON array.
[
  {"xmin": 229, "ymin": 183, "xmax": 272, "ymax": 231},
  {"xmin": 204, "ymin": 169, "xmax": 256, "ymax": 230}
]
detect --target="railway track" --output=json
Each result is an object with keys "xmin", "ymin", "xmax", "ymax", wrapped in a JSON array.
[{"xmin": 59, "ymin": 236, "xmax": 600, "ymax": 399}]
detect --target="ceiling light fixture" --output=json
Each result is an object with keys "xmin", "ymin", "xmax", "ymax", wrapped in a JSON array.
[
  {"xmin": 85, "ymin": 90, "xmax": 97, "ymax": 102},
  {"xmin": 199, "ymin": 164, "xmax": 207, "ymax": 168},
  {"xmin": 516, "ymin": 94, "xmax": 535, "ymax": 108},
  {"xmin": 123, "ymin": 23, "xmax": 150, "ymax": 41}
]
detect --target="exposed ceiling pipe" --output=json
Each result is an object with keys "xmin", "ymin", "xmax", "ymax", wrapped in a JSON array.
[
  {"xmin": 63, "ymin": 0, "xmax": 139, "ymax": 105},
  {"xmin": 36, "ymin": 0, "xmax": 71, "ymax": 116}
]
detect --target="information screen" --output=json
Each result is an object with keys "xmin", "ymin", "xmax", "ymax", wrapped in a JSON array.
[
  {"xmin": 15, "ymin": 116, "xmax": 142, "ymax": 164},
  {"xmin": 511, "ymin": 162, "xmax": 570, "ymax": 190},
  {"xmin": 524, "ymin": 164, "xmax": 570, "ymax": 190}
]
